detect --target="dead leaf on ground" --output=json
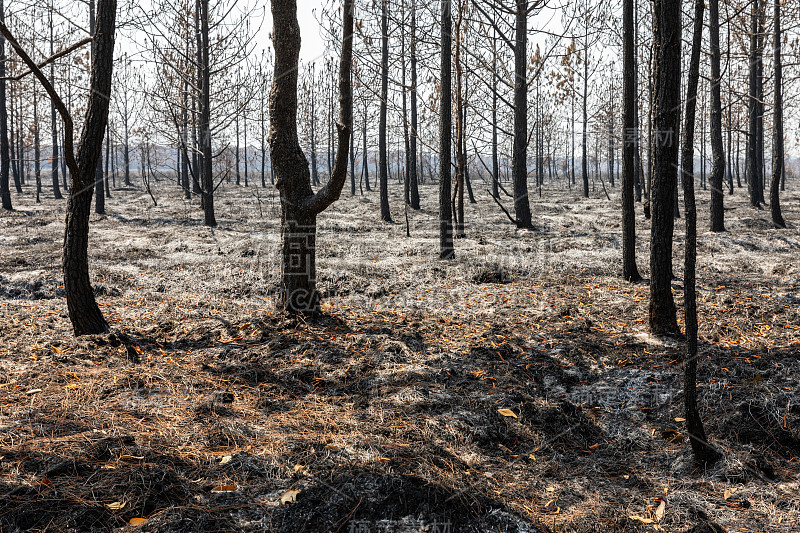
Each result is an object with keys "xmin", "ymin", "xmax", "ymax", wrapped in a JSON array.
[
  {"xmin": 281, "ymin": 489, "xmax": 300, "ymax": 505},
  {"xmin": 497, "ymin": 408, "xmax": 517, "ymax": 418}
]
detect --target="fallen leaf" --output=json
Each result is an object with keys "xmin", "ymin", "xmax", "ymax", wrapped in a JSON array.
[
  {"xmin": 219, "ymin": 455, "xmax": 232, "ymax": 465},
  {"xmin": 324, "ymin": 444, "xmax": 339, "ymax": 450},
  {"xmin": 210, "ymin": 485, "xmax": 236, "ymax": 493},
  {"xmin": 105, "ymin": 501, "xmax": 125, "ymax": 510},
  {"xmin": 129, "ymin": 518, "xmax": 148, "ymax": 527},
  {"xmin": 674, "ymin": 417, "xmax": 686, "ymax": 422},
  {"xmin": 378, "ymin": 457, "xmax": 391, "ymax": 462},
  {"xmin": 281, "ymin": 489, "xmax": 300, "ymax": 505},
  {"xmin": 654, "ymin": 497, "xmax": 666, "ymax": 521},
  {"xmin": 119, "ymin": 455, "xmax": 145, "ymax": 461},
  {"xmin": 26, "ymin": 389, "xmax": 42, "ymax": 395},
  {"xmin": 628, "ymin": 515, "xmax": 654, "ymax": 524},
  {"xmin": 497, "ymin": 408, "xmax": 517, "ymax": 419},
  {"xmin": 293, "ymin": 464, "xmax": 304, "ymax": 473},
  {"xmin": 528, "ymin": 452, "xmax": 536, "ymax": 460},
  {"xmin": 724, "ymin": 487, "xmax": 739, "ymax": 500}
]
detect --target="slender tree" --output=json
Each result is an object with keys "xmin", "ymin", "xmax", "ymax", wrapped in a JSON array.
[
  {"xmin": 681, "ymin": 0, "xmax": 717, "ymax": 463},
  {"xmin": 708, "ymin": 0, "xmax": 724, "ymax": 231},
  {"xmin": 440, "ymin": 0, "xmax": 454, "ymax": 258},
  {"xmin": 378, "ymin": 0, "xmax": 392, "ymax": 222},
  {"xmin": 770, "ymin": 0, "xmax": 785, "ymax": 229},
  {"xmin": 621, "ymin": 0, "xmax": 641, "ymax": 282},
  {"xmin": 0, "ymin": 0, "xmax": 11, "ymax": 211}
]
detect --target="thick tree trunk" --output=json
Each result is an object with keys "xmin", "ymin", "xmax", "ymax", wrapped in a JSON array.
[
  {"xmin": 648, "ymin": 0, "xmax": 680, "ymax": 336},
  {"xmin": 270, "ymin": 0, "xmax": 352, "ymax": 313},
  {"xmin": 622, "ymin": 0, "xmax": 641, "ymax": 282},
  {"xmin": 439, "ymin": 0, "xmax": 454, "ymax": 258},
  {"xmin": 709, "ymin": 0, "xmax": 725, "ymax": 232},
  {"xmin": 67, "ymin": 0, "xmax": 116, "ymax": 334}
]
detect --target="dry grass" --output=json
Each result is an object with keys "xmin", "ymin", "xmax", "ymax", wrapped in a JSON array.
[{"xmin": 1, "ymin": 175, "xmax": 799, "ymax": 532}]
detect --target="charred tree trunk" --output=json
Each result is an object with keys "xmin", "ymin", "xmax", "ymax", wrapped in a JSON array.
[
  {"xmin": 408, "ymin": 0, "xmax": 420, "ymax": 210},
  {"xmin": 0, "ymin": 0, "xmax": 118, "ymax": 334},
  {"xmin": 439, "ymin": 0, "xmax": 454, "ymax": 258},
  {"xmin": 648, "ymin": 0, "xmax": 680, "ymax": 336},
  {"xmin": 747, "ymin": 0, "xmax": 762, "ymax": 209},
  {"xmin": 199, "ymin": 0, "xmax": 215, "ymax": 226},
  {"xmin": 709, "ymin": 0, "xmax": 725, "ymax": 231},
  {"xmin": 770, "ymin": 0, "xmax": 785, "ymax": 228},
  {"xmin": 270, "ymin": 0, "xmax": 353, "ymax": 313},
  {"xmin": 622, "ymin": 0, "xmax": 641, "ymax": 282},
  {"xmin": 0, "ymin": 0, "xmax": 11, "ymax": 211},
  {"xmin": 378, "ymin": 0, "xmax": 392, "ymax": 222},
  {"xmin": 512, "ymin": 1, "xmax": 532, "ymax": 228},
  {"xmin": 682, "ymin": 0, "xmax": 718, "ymax": 463}
]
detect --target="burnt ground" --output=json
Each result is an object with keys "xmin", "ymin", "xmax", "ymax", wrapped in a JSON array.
[{"xmin": 1, "ymin": 176, "xmax": 799, "ymax": 532}]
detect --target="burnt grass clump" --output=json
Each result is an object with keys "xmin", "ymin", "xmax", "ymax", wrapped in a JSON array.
[{"xmin": 1, "ymin": 183, "xmax": 800, "ymax": 531}]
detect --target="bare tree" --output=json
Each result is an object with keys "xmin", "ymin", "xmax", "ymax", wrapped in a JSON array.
[
  {"xmin": 1, "ymin": 0, "xmax": 116, "ymax": 335},
  {"xmin": 270, "ymin": 0, "xmax": 353, "ymax": 313}
]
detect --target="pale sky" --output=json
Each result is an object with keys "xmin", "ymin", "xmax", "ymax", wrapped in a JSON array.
[{"xmin": 262, "ymin": 1, "xmax": 328, "ymax": 63}]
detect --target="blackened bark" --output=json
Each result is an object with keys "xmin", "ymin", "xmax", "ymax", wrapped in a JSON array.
[
  {"xmin": 769, "ymin": 0, "xmax": 786, "ymax": 228},
  {"xmin": 439, "ymin": 0, "xmax": 454, "ymax": 258},
  {"xmin": 512, "ymin": 1, "xmax": 532, "ymax": 229},
  {"xmin": 682, "ymin": 0, "xmax": 717, "ymax": 463},
  {"xmin": 771, "ymin": 0, "xmax": 785, "ymax": 229},
  {"xmin": 648, "ymin": 0, "xmax": 679, "ymax": 336},
  {"xmin": 709, "ymin": 0, "xmax": 725, "ymax": 232},
  {"xmin": 90, "ymin": 0, "xmax": 105, "ymax": 215},
  {"xmin": 378, "ymin": 0, "xmax": 391, "ymax": 222},
  {"xmin": 408, "ymin": 0, "xmax": 420, "ymax": 210},
  {"xmin": 747, "ymin": 0, "xmax": 762, "ymax": 209},
  {"xmin": 622, "ymin": 0, "xmax": 641, "ymax": 282},
  {"xmin": 199, "ymin": 0, "xmax": 216, "ymax": 226},
  {"xmin": 270, "ymin": 0, "xmax": 353, "ymax": 313},
  {"xmin": 0, "ymin": 0, "xmax": 11, "ymax": 211}
]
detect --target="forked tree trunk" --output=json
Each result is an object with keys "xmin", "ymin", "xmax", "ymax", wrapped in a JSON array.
[{"xmin": 270, "ymin": 0, "xmax": 353, "ymax": 314}]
